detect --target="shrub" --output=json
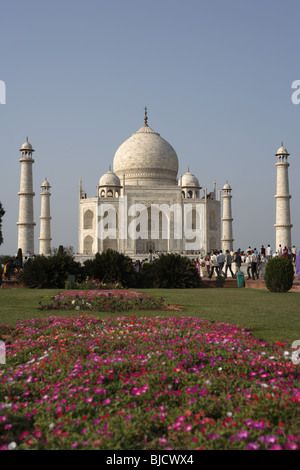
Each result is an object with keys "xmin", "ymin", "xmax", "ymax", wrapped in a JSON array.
[
  {"xmin": 141, "ymin": 253, "xmax": 201, "ymax": 288},
  {"xmin": 83, "ymin": 250, "xmax": 137, "ymax": 288},
  {"xmin": 264, "ymin": 256, "xmax": 294, "ymax": 292},
  {"xmin": 21, "ymin": 249, "xmax": 83, "ymax": 288}
]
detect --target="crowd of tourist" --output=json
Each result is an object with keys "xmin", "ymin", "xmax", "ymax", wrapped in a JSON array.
[{"xmin": 191, "ymin": 244, "xmax": 299, "ymax": 280}]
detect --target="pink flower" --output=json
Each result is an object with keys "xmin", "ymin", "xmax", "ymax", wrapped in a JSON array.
[
  {"xmin": 285, "ymin": 443, "xmax": 298, "ymax": 450},
  {"xmin": 159, "ymin": 438, "xmax": 167, "ymax": 445},
  {"xmin": 246, "ymin": 442, "xmax": 260, "ymax": 450}
]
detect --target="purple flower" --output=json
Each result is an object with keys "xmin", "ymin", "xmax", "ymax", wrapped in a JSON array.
[
  {"xmin": 102, "ymin": 398, "xmax": 111, "ymax": 406},
  {"xmin": 265, "ymin": 435, "xmax": 277, "ymax": 445},
  {"xmin": 208, "ymin": 433, "xmax": 219, "ymax": 440},
  {"xmin": 285, "ymin": 443, "xmax": 298, "ymax": 450},
  {"xmin": 251, "ymin": 421, "xmax": 265, "ymax": 430},
  {"xmin": 246, "ymin": 442, "xmax": 260, "ymax": 450},
  {"xmin": 237, "ymin": 430, "xmax": 249, "ymax": 440}
]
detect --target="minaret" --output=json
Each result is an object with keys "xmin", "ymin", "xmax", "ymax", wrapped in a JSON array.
[
  {"xmin": 39, "ymin": 178, "xmax": 52, "ymax": 255},
  {"xmin": 221, "ymin": 182, "xmax": 234, "ymax": 252},
  {"xmin": 274, "ymin": 144, "xmax": 292, "ymax": 251},
  {"xmin": 17, "ymin": 137, "xmax": 36, "ymax": 255}
]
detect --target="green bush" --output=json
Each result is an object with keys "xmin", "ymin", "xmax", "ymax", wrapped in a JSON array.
[
  {"xmin": 83, "ymin": 250, "xmax": 137, "ymax": 288},
  {"xmin": 264, "ymin": 256, "xmax": 294, "ymax": 293},
  {"xmin": 140, "ymin": 253, "xmax": 201, "ymax": 288},
  {"xmin": 21, "ymin": 249, "xmax": 83, "ymax": 288}
]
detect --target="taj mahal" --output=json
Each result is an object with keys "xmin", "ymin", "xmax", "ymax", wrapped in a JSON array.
[{"xmin": 16, "ymin": 108, "xmax": 293, "ymax": 260}]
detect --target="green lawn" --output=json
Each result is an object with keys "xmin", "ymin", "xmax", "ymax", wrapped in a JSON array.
[{"xmin": 0, "ymin": 287, "xmax": 299, "ymax": 345}]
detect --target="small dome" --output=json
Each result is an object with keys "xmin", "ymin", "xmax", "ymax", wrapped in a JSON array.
[
  {"xmin": 181, "ymin": 170, "xmax": 200, "ymax": 187},
  {"xmin": 20, "ymin": 137, "xmax": 34, "ymax": 151},
  {"xmin": 223, "ymin": 182, "xmax": 232, "ymax": 190},
  {"xmin": 41, "ymin": 178, "xmax": 51, "ymax": 187},
  {"xmin": 276, "ymin": 144, "xmax": 289, "ymax": 156},
  {"xmin": 99, "ymin": 169, "xmax": 121, "ymax": 187}
]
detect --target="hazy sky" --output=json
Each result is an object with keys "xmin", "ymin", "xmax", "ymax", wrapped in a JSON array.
[{"xmin": 1, "ymin": 0, "xmax": 299, "ymax": 255}]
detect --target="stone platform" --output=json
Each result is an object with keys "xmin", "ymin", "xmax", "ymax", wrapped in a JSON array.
[
  {"xmin": 1, "ymin": 276, "xmax": 24, "ymax": 289},
  {"xmin": 201, "ymin": 276, "xmax": 300, "ymax": 292}
]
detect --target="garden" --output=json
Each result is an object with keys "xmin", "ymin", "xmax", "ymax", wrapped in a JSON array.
[
  {"xmin": 0, "ymin": 250, "xmax": 299, "ymax": 451},
  {"xmin": 0, "ymin": 287, "xmax": 299, "ymax": 451}
]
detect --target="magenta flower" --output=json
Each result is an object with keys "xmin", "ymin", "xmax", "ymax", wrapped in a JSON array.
[
  {"xmin": 265, "ymin": 435, "xmax": 277, "ymax": 445},
  {"xmin": 285, "ymin": 443, "xmax": 298, "ymax": 450},
  {"xmin": 237, "ymin": 430, "xmax": 249, "ymax": 440},
  {"xmin": 208, "ymin": 433, "xmax": 219, "ymax": 440},
  {"xmin": 246, "ymin": 442, "xmax": 260, "ymax": 450}
]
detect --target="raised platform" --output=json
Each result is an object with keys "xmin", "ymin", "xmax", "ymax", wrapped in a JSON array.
[
  {"xmin": 244, "ymin": 278, "xmax": 300, "ymax": 292},
  {"xmin": 200, "ymin": 278, "xmax": 237, "ymax": 288},
  {"xmin": 1, "ymin": 277, "xmax": 24, "ymax": 289},
  {"xmin": 201, "ymin": 276, "xmax": 300, "ymax": 292}
]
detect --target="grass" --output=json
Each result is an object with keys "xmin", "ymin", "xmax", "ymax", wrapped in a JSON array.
[{"xmin": 0, "ymin": 287, "xmax": 299, "ymax": 345}]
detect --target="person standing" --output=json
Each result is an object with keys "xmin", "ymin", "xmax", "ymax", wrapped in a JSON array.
[
  {"xmin": 224, "ymin": 250, "xmax": 235, "ymax": 278},
  {"xmin": 258, "ymin": 253, "xmax": 266, "ymax": 279},
  {"xmin": 234, "ymin": 252, "xmax": 242, "ymax": 272},
  {"xmin": 245, "ymin": 251, "xmax": 252, "ymax": 280},
  {"xmin": 291, "ymin": 246, "xmax": 297, "ymax": 263},
  {"xmin": 205, "ymin": 255, "xmax": 211, "ymax": 277},
  {"xmin": 250, "ymin": 250, "xmax": 258, "ymax": 280},
  {"xmin": 260, "ymin": 245, "xmax": 266, "ymax": 258},
  {"xmin": 296, "ymin": 251, "xmax": 300, "ymax": 279}
]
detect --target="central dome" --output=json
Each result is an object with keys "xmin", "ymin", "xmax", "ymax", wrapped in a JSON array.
[{"xmin": 113, "ymin": 118, "xmax": 179, "ymax": 186}]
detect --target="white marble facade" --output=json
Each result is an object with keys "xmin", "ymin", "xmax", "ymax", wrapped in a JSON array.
[{"xmin": 78, "ymin": 111, "xmax": 224, "ymax": 258}]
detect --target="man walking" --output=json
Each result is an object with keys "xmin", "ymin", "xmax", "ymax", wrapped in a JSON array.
[
  {"xmin": 209, "ymin": 251, "xmax": 219, "ymax": 278},
  {"xmin": 217, "ymin": 250, "xmax": 225, "ymax": 276}
]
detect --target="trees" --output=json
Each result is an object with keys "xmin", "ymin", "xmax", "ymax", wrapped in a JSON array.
[
  {"xmin": 22, "ymin": 247, "xmax": 83, "ymax": 288},
  {"xmin": 0, "ymin": 202, "xmax": 5, "ymax": 246},
  {"xmin": 83, "ymin": 250, "xmax": 137, "ymax": 288},
  {"xmin": 141, "ymin": 253, "xmax": 201, "ymax": 288}
]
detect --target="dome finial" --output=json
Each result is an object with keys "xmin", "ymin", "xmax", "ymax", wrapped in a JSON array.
[
  {"xmin": 144, "ymin": 106, "xmax": 148, "ymax": 126},
  {"xmin": 109, "ymin": 164, "xmax": 111, "ymax": 171}
]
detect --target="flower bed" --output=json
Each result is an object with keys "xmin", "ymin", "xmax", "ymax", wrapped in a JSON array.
[
  {"xmin": 39, "ymin": 290, "xmax": 167, "ymax": 312},
  {"xmin": 0, "ymin": 315, "xmax": 299, "ymax": 450},
  {"xmin": 64, "ymin": 279, "xmax": 123, "ymax": 290}
]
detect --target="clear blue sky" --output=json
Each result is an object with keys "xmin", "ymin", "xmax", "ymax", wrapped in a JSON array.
[{"xmin": 1, "ymin": 0, "xmax": 299, "ymax": 255}]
